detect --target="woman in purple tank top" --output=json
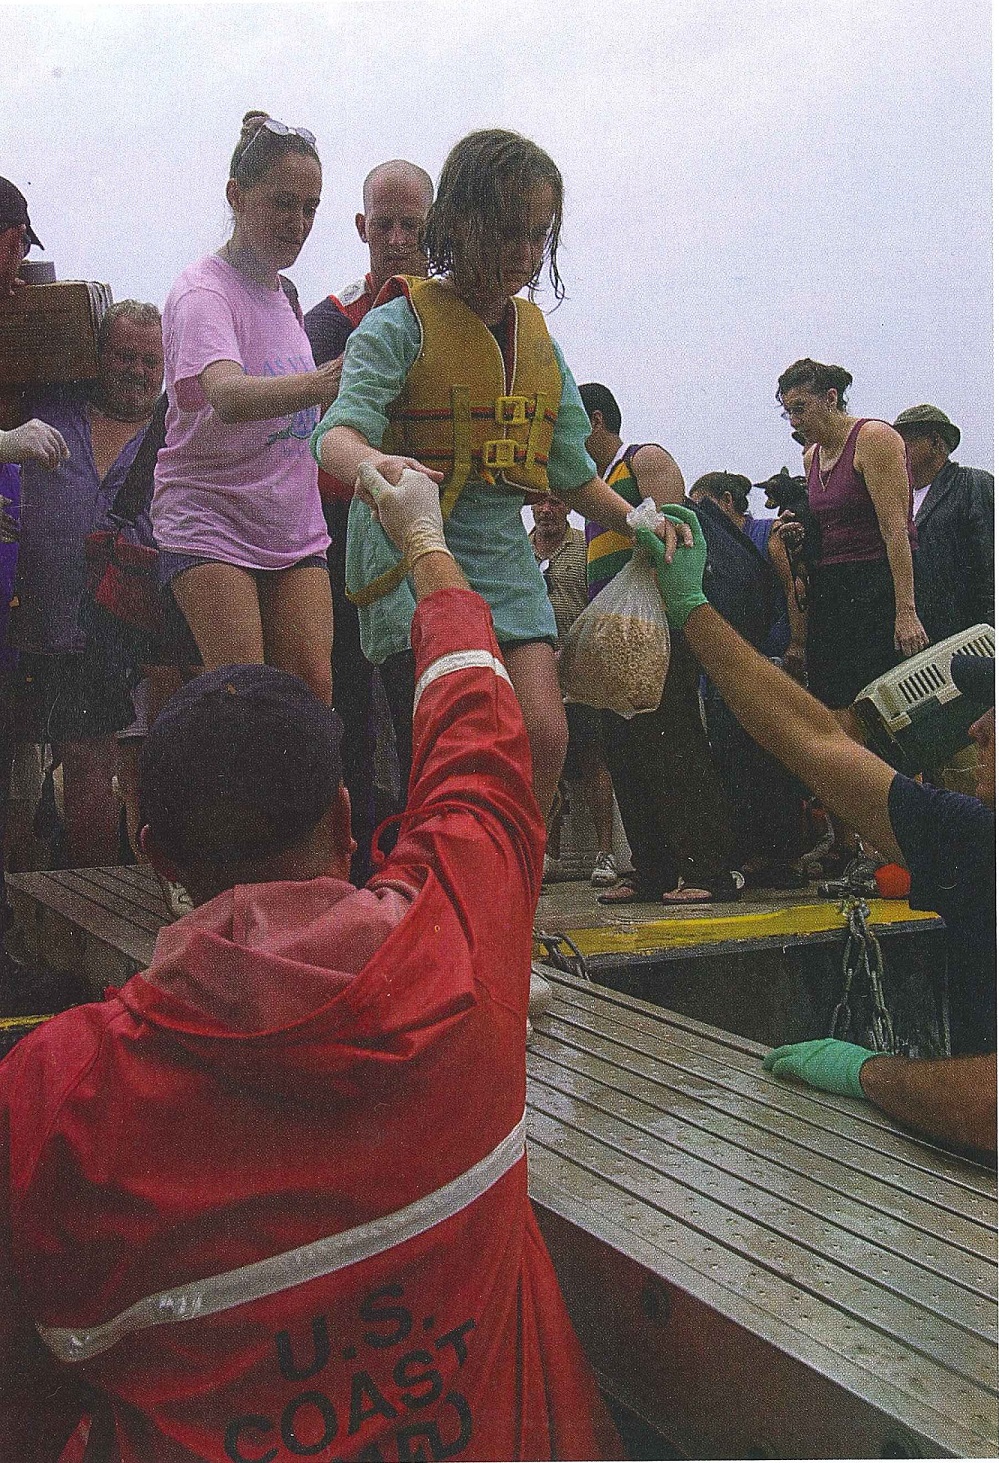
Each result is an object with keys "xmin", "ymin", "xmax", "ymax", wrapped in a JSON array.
[{"xmin": 775, "ymin": 358, "xmax": 927, "ymax": 710}]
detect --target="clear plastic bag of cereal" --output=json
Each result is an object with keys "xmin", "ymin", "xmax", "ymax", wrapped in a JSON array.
[{"xmin": 559, "ymin": 498, "xmax": 671, "ymax": 717}]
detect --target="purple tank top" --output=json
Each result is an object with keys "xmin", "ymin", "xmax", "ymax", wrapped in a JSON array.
[{"xmin": 807, "ymin": 418, "xmax": 915, "ymax": 566}]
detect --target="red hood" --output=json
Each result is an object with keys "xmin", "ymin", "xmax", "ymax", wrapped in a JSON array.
[{"xmin": 117, "ymin": 873, "xmax": 476, "ymax": 1102}]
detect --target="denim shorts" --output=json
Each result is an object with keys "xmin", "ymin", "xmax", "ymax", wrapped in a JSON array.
[
  {"xmin": 14, "ymin": 648, "xmax": 134, "ymax": 743},
  {"xmin": 158, "ymin": 549, "xmax": 329, "ymax": 588}
]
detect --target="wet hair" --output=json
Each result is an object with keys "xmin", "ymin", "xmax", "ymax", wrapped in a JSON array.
[
  {"xmin": 96, "ymin": 300, "xmax": 162, "ymax": 356},
  {"xmin": 423, "ymin": 129, "xmax": 564, "ymax": 302},
  {"xmin": 229, "ymin": 109, "xmax": 320, "ymax": 189},
  {"xmin": 578, "ymin": 382, "xmax": 622, "ymax": 434},
  {"xmin": 691, "ymin": 471, "xmax": 751, "ymax": 515},
  {"xmin": 776, "ymin": 358, "xmax": 853, "ymax": 410}
]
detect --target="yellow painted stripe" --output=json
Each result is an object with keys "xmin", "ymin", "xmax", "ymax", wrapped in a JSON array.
[
  {"xmin": 0, "ymin": 1013, "xmax": 50, "ymax": 1033},
  {"xmin": 536, "ymin": 899, "xmax": 939, "ymax": 960}
]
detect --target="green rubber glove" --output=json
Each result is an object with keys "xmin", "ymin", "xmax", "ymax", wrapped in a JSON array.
[
  {"xmin": 762, "ymin": 1037, "xmax": 874, "ymax": 1099},
  {"xmin": 634, "ymin": 504, "xmax": 709, "ymax": 629}
]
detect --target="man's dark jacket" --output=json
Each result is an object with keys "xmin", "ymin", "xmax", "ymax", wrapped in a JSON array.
[
  {"xmin": 914, "ymin": 460, "xmax": 994, "ymax": 643},
  {"xmin": 694, "ymin": 496, "xmax": 784, "ymax": 650}
]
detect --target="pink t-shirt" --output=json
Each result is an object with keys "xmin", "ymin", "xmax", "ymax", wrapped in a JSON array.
[{"xmin": 152, "ymin": 254, "xmax": 329, "ymax": 569}]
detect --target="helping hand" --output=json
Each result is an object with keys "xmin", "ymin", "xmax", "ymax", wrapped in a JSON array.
[
  {"xmin": 762, "ymin": 1037, "xmax": 874, "ymax": 1099},
  {"xmin": 313, "ymin": 355, "xmax": 344, "ymax": 414},
  {"xmin": 0, "ymin": 419, "xmax": 70, "ymax": 470},
  {"xmin": 634, "ymin": 504, "xmax": 708, "ymax": 629},
  {"xmin": 356, "ymin": 460, "xmax": 448, "ymax": 560}
]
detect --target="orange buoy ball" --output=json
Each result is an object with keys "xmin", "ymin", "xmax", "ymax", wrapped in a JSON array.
[{"xmin": 874, "ymin": 862, "xmax": 911, "ymax": 899}]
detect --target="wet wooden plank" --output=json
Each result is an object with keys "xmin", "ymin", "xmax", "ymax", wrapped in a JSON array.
[{"xmin": 7, "ymin": 866, "xmax": 168, "ymax": 990}]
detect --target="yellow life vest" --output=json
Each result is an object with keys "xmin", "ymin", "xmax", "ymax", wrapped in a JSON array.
[
  {"xmin": 383, "ymin": 275, "xmax": 561, "ymax": 509},
  {"xmin": 348, "ymin": 276, "xmax": 563, "ymax": 607}
]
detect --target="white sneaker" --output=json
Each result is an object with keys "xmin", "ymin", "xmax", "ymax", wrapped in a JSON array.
[
  {"xmin": 157, "ymin": 876, "xmax": 194, "ymax": 920},
  {"xmin": 529, "ymin": 966, "xmax": 555, "ymax": 1020},
  {"xmin": 542, "ymin": 853, "xmax": 562, "ymax": 884},
  {"xmin": 590, "ymin": 851, "xmax": 618, "ymax": 888}
]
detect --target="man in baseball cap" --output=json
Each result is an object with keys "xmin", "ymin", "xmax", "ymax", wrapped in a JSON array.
[
  {"xmin": 0, "ymin": 177, "xmax": 42, "ymax": 298},
  {"xmin": 893, "ymin": 403, "xmax": 993, "ymax": 643},
  {"xmin": 0, "ymin": 464, "xmax": 619, "ymax": 1458},
  {"xmin": 138, "ymin": 663, "xmax": 349, "ymax": 899}
]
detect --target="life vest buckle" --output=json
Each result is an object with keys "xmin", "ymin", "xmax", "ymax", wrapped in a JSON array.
[
  {"xmin": 495, "ymin": 395, "xmax": 529, "ymax": 425},
  {"xmin": 481, "ymin": 439, "xmax": 518, "ymax": 469}
]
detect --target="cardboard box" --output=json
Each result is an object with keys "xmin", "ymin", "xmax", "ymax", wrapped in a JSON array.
[{"xmin": 0, "ymin": 280, "xmax": 113, "ymax": 386}]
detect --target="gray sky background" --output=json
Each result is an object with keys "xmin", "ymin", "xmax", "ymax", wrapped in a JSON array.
[{"xmin": 3, "ymin": 0, "xmax": 992, "ymax": 506}]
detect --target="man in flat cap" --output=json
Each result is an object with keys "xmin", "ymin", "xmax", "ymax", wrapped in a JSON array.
[{"xmin": 893, "ymin": 404, "xmax": 993, "ymax": 644}]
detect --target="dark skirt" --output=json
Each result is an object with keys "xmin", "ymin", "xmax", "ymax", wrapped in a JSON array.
[{"xmin": 807, "ymin": 557, "xmax": 901, "ymax": 709}]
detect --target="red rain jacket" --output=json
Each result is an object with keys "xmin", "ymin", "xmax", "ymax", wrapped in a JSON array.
[{"xmin": 0, "ymin": 588, "xmax": 619, "ymax": 1462}]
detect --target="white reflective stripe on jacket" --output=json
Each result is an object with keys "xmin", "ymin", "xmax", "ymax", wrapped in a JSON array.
[
  {"xmin": 413, "ymin": 649, "xmax": 513, "ymax": 714},
  {"xmin": 38, "ymin": 1110, "xmax": 527, "ymax": 1366}
]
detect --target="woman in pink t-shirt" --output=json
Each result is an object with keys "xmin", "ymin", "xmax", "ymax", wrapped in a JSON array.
[{"xmin": 152, "ymin": 111, "xmax": 341, "ymax": 703}]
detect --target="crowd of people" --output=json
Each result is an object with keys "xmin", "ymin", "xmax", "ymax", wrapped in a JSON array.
[
  {"xmin": 0, "ymin": 123, "xmax": 993, "ymax": 913},
  {"xmin": 0, "ymin": 112, "xmax": 993, "ymax": 1458}
]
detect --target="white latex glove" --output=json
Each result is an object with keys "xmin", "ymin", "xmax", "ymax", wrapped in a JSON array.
[
  {"xmin": 356, "ymin": 460, "xmax": 449, "ymax": 562},
  {"xmin": 0, "ymin": 419, "xmax": 70, "ymax": 470}
]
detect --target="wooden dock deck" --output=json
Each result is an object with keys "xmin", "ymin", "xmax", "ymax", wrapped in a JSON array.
[{"xmin": 3, "ymin": 866, "xmax": 992, "ymax": 1457}]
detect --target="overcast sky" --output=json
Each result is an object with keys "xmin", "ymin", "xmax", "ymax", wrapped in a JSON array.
[{"xmin": 3, "ymin": 0, "xmax": 992, "ymax": 505}]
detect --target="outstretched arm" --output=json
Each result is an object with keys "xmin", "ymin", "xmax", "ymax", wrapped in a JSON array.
[
  {"xmin": 636, "ymin": 508, "xmax": 903, "ymax": 861},
  {"xmin": 764, "ymin": 1039, "xmax": 997, "ymax": 1155},
  {"xmin": 860, "ymin": 1050, "xmax": 997, "ymax": 1154},
  {"xmin": 198, "ymin": 357, "xmax": 342, "ymax": 425}
]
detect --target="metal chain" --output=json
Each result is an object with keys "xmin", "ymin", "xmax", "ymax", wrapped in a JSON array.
[
  {"xmin": 534, "ymin": 932, "xmax": 591, "ymax": 983},
  {"xmin": 829, "ymin": 897, "xmax": 897, "ymax": 1053}
]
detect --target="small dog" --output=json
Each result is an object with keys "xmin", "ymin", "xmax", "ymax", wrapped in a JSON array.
[{"xmin": 756, "ymin": 467, "xmax": 821, "ymax": 610}]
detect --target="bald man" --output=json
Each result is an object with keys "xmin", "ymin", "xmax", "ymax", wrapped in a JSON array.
[
  {"xmin": 304, "ymin": 161, "xmax": 434, "ymax": 883},
  {"xmin": 305, "ymin": 160, "xmax": 434, "ymax": 363}
]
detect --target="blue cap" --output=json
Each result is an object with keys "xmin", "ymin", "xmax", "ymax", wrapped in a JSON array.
[{"xmin": 139, "ymin": 664, "xmax": 343, "ymax": 867}]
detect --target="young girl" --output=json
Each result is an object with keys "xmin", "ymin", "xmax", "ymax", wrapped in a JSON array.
[
  {"xmin": 313, "ymin": 128, "xmax": 676, "ymax": 814},
  {"xmin": 152, "ymin": 111, "xmax": 341, "ymax": 703}
]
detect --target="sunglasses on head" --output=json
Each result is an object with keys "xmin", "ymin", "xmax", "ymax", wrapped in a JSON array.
[{"xmin": 239, "ymin": 118, "xmax": 317, "ymax": 172}]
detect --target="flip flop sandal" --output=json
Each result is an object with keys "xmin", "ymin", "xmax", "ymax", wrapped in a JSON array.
[
  {"xmin": 661, "ymin": 872, "xmax": 743, "ymax": 905},
  {"xmin": 597, "ymin": 877, "xmax": 662, "ymax": 906}
]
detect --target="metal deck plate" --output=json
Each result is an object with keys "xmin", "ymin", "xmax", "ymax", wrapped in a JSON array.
[{"xmin": 526, "ymin": 972, "xmax": 997, "ymax": 1458}]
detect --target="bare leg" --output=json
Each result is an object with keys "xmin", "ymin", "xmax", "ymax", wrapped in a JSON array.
[
  {"xmin": 170, "ymin": 563, "xmax": 265, "ymax": 671},
  {"xmin": 258, "ymin": 565, "xmax": 334, "ymax": 705},
  {"xmin": 501, "ymin": 641, "xmax": 567, "ymax": 821},
  {"xmin": 62, "ymin": 738, "xmax": 119, "ymax": 867}
]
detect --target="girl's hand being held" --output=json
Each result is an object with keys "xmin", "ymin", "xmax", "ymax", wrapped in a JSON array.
[{"xmin": 361, "ymin": 454, "xmax": 444, "ymax": 488}]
